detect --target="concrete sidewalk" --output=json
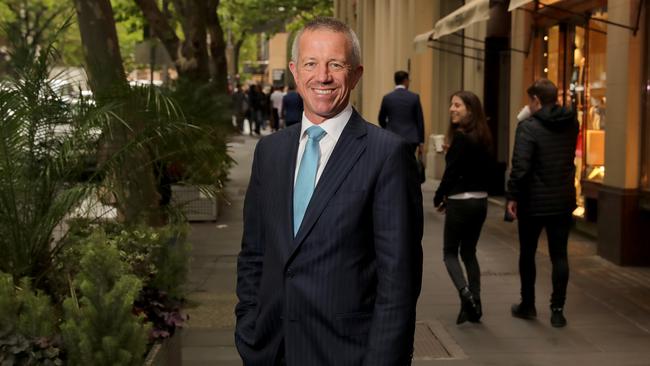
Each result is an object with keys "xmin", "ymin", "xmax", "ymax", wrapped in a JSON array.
[{"xmin": 179, "ymin": 134, "xmax": 650, "ymax": 366}]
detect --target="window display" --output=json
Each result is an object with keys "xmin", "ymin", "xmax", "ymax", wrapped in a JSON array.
[{"xmin": 540, "ymin": 9, "xmax": 608, "ymax": 219}]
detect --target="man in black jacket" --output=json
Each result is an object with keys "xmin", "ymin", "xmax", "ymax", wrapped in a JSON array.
[{"xmin": 506, "ymin": 79, "xmax": 578, "ymax": 328}]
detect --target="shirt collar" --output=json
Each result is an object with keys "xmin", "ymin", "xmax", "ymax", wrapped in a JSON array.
[
  {"xmin": 395, "ymin": 85, "xmax": 407, "ymax": 90},
  {"xmin": 300, "ymin": 104, "xmax": 352, "ymax": 142}
]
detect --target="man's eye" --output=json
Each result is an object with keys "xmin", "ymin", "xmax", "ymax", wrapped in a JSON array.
[{"xmin": 304, "ymin": 62, "xmax": 316, "ymax": 68}]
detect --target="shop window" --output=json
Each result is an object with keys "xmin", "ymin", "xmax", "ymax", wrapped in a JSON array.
[
  {"xmin": 583, "ymin": 14, "xmax": 607, "ymax": 183},
  {"xmin": 539, "ymin": 9, "xmax": 608, "ymax": 220}
]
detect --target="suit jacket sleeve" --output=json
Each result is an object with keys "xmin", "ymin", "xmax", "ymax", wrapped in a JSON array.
[
  {"xmin": 235, "ymin": 142, "xmax": 264, "ymax": 345},
  {"xmin": 364, "ymin": 141, "xmax": 423, "ymax": 366},
  {"xmin": 506, "ymin": 120, "xmax": 535, "ymax": 202},
  {"xmin": 378, "ymin": 96, "xmax": 387, "ymax": 128},
  {"xmin": 416, "ymin": 95, "xmax": 424, "ymax": 144}
]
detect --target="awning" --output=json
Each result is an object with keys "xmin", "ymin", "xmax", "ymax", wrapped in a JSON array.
[
  {"xmin": 413, "ymin": 29, "xmax": 435, "ymax": 54},
  {"xmin": 508, "ymin": 0, "xmax": 533, "ymax": 12},
  {"xmin": 413, "ymin": 0, "xmax": 490, "ymax": 53},
  {"xmin": 432, "ymin": 0, "xmax": 490, "ymax": 40}
]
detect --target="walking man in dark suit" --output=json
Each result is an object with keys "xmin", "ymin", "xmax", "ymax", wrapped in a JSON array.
[
  {"xmin": 378, "ymin": 71, "xmax": 425, "ymax": 156},
  {"xmin": 235, "ymin": 17, "xmax": 423, "ymax": 366},
  {"xmin": 506, "ymin": 79, "xmax": 579, "ymax": 328},
  {"xmin": 281, "ymin": 84, "xmax": 303, "ymax": 127}
]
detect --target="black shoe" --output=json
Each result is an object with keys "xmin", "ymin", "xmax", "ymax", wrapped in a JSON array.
[
  {"xmin": 456, "ymin": 305, "xmax": 468, "ymax": 324},
  {"xmin": 550, "ymin": 307, "xmax": 566, "ymax": 328},
  {"xmin": 469, "ymin": 298, "xmax": 482, "ymax": 323},
  {"xmin": 511, "ymin": 303, "xmax": 537, "ymax": 319},
  {"xmin": 458, "ymin": 287, "xmax": 479, "ymax": 324}
]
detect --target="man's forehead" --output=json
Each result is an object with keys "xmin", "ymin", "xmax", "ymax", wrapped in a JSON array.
[{"xmin": 298, "ymin": 30, "xmax": 351, "ymax": 56}]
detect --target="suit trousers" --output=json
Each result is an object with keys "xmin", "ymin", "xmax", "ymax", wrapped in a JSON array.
[
  {"xmin": 517, "ymin": 213, "xmax": 572, "ymax": 308},
  {"xmin": 443, "ymin": 197, "xmax": 487, "ymax": 297}
]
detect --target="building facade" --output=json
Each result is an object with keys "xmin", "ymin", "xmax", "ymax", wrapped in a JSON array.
[{"xmin": 335, "ymin": 0, "xmax": 650, "ymax": 266}]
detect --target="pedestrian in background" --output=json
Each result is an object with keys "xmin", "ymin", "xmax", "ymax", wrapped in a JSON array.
[
  {"xmin": 506, "ymin": 78, "xmax": 578, "ymax": 328},
  {"xmin": 270, "ymin": 86, "xmax": 285, "ymax": 131},
  {"xmin": 260, "ymin": 86, "xmax": 272, "ymax": 131},
  {"xmin": 378, "ymin": 70, "xmax": 425, "ymax": 156},
  {"xmin": 282, "ymin": 83, "xmax": 303, "ymax": 127},
  {"xmin": 232, "ymin": 84, "xmax": 248, "ymax": 134},
  {"xmin": 434, "ymin": 90, "xmax": 493, "ymax": 324},
  {"xmin": 247, "ymin": 84, "xmax": 262, "ymax": 135},
  {"xmin": 235, "ymin": 17, "xmax": 422, "ymax": 365}
]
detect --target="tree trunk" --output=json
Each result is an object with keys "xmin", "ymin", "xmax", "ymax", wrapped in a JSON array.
[
  {"xmin": 206, "ymin": 0, "xmax": 228, "ymax": 92},
  {"xmin": 180, "ymin": 0, "xmax": 210, "ymax": 82},
  {"xmin": 134, "ymin": 0, "xmax": 181, "ymax": 72},
  {"xmin": 233, "ymin": 37, "xmax": 245, "ymax": 77},
  {"xmin": 74, "ymin": 0, "xmax": 163, "ymax": 226},
  {"xmin": 137, "ymin": 0, "xmax": 211, "ymax": 83}
]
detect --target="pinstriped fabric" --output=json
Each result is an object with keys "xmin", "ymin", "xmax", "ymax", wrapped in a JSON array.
[{"xmin": 235, "ymin": 112, "xmax": 423, "ymax": 366}]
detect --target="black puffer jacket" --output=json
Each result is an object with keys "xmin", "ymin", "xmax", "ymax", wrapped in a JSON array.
[{"xmin": 506, "ymin": 105, "xmax": 579, "ymax": 216}]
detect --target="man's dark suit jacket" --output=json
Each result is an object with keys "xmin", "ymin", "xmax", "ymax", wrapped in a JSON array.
[
  {"xmin": 235, "ymin": 110, "xmax": 423, "ymax": 366},
  {"xmin": 378, "ymin": 88, "xmax": 425, "ymax": 145},
  {"xmin": 281, "ymin": 91, "xmax": 303, "ymax": 126}
]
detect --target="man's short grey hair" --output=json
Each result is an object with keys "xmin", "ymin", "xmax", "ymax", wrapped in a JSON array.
[{"xmin": 291, "ymin": 17, "xmax": 362, "ymax": 68}]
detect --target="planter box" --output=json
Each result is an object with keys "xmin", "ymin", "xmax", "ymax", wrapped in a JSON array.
[{"xmin": 171, "ymin": 185, "xmax": 218, "ymax": 221}]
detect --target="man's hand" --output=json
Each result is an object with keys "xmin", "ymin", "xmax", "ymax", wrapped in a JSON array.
[{"xmin": 506, "ymin": 200, "xmax": 518, "ymax": 221}]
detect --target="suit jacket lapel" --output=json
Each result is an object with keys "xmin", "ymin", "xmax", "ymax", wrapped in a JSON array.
[
  {"xmin": 277, "ymin": 125, "xmax": 301, "ymax": 264},
  {"xmin": 287, "ymin": 111, "xmax": 368, "ymax": 264}
]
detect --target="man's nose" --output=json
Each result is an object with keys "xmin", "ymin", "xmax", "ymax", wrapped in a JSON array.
[{"xmin": 315, "ymin": 64, "xmax": 333, "ymax": 83}]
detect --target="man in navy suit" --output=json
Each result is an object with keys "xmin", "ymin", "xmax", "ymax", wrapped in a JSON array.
[
  {"xmin": 281, "ymin": 84, "xmax": 303, "ymax": 127},
  {"xmin": 235, "ymin": 17, "xmax": 423, "ymax": 366},
  {"xmin": 378, "ymin": 71, "xmax": 425, "ymax": 156}
]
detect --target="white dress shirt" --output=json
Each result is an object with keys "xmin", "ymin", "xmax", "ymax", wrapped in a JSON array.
[
  {"xmin": 270, "ymin": 90, "xmax": 285, "ymax": 110},
  {"xmin": 294, "ymin": 104, "xmax": 352, "ymax": 186}
]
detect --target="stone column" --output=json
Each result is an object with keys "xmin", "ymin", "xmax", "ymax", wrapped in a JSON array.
[{"xmin": 598, "ymin": 0, "xmax": 648, "ymax": 265}]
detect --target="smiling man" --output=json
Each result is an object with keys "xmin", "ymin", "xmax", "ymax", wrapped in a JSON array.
[{"xmin": 235, "ymin": 17, "xmax": 424, "ymax": 366}]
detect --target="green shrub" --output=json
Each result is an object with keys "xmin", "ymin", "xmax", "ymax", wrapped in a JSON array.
[
  {"xmin": 0, "ymin": 273, "xmax": 19, "ymax": 330},
  {"xmin": 0, "ymin": 272, "xmax": 62, "ymax": 365},
  {"xmin": 60, "ymin": 222, "xmax": 190, "ymax": 297},
  {"xmin": 0, "ymin": 272, "xmax": 57, "ymax": 338},
  {"xmin": 61, "ymin": 238, "xmax": 148, "ymax": 366}
]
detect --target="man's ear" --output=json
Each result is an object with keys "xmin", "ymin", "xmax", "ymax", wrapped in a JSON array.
[
  {"xmin": 289, "ymin": 61, "xmax": 298, "ymax": 80},
  {"xmin": 350, "ymin": 65, "xmax": 364, "ymax": 89}
]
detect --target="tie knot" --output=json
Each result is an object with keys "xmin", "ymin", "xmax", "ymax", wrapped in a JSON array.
[{"xmin": 305, "ymin": 126, "xmax": 326, "ymax": 142}]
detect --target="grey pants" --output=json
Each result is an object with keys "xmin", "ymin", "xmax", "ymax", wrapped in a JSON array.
[{"xmin": 443, "ymin": 198, "xmax": 487, "ymax": 297}]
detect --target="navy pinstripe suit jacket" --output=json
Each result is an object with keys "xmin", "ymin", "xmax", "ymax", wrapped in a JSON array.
[{"xmin": 235, "ymin": 111, "xmax": 423, "ymax": 366}]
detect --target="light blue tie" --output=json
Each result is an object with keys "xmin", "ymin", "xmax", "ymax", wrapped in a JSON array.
[{"xmin": 293, "ymin": 126, "xmax": 327, "ymax": 236}]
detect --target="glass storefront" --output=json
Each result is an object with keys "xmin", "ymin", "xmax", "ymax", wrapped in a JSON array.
[{"xmin": 538, "ymin": 8, "xmax": 608, "ymax": 220}]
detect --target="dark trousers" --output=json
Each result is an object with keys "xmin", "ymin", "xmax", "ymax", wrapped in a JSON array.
[
  {"xmin": 272, "ymin": 108, "xmax": 280, "ymax": 131},
  {"xmin": 517, "ymin": 213, "xmax": 572, "ymax": 308},
  {"xmin": 443, "ymin": 198, "xmax": 487, "ymax": 297}
]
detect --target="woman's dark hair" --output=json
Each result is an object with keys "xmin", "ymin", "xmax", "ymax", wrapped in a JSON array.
[{"xmin": 447, "ymin": 90, "xmax": 493, "ymax": 150}]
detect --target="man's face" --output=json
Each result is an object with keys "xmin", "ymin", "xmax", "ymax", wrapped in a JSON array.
[{"xmin": 289, "ymin": 29, "xmax": 363, "ymax": 124}]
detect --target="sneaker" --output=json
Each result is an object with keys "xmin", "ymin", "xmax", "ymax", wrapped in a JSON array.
[
  {"xmin": 550, "ymin": 307, "xmax": 567, "ymax": 328},
  {"xmin": 511, "ymin": 303, "xmax": 537, "ymax": 319}
]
